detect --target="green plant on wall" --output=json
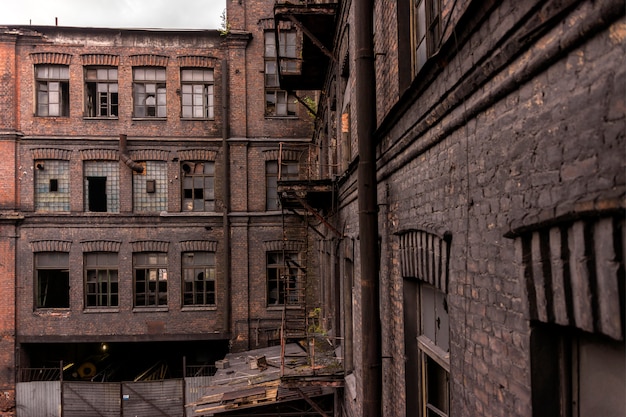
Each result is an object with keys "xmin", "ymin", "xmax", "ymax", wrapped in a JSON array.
[{"xmin": 219, "ymin": 9, "xmax": 231, "ymax": 36}]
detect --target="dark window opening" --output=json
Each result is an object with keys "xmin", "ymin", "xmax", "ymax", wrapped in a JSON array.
[
  {"xmin": 36, "ymin": 252, "xmax": 70, "ymax": 309},
  {"xmin": 87, "ymin": 177, "xmax": 107, "ymax": 212},
  {"xmin": 49, "ymin": 179, "xmax": 58, "ymax": 192}
]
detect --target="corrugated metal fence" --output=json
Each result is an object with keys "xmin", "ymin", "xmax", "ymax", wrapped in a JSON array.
[{"xmin": 17, "ymin": 377, "xmax": 211, "ymax": 417}]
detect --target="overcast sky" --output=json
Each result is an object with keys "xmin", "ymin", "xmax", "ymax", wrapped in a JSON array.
[{"xmin": 1, "ymin": 0, "xmax": 226, "ymax": 30}]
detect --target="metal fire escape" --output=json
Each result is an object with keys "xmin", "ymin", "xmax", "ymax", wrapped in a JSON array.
[
  {"xmin": 276, "ymin": 142, "xmax": 339, "ymax": 364},
  {"xmin": 272, "ymin": 2, "xmax": 340, "ymax": 373}
]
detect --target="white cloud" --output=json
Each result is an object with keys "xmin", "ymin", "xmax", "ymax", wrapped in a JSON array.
[{"xmin": 0, "ymin": 0, "xmax": 225, "ymax": 29}]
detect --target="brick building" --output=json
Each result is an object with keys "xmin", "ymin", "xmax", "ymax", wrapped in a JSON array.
[
  {"xmin": 1, "ymin": 0, "xmax": 624, "ymax": 415},
  {"xmin": 0, "ymin": 0, "xmax": 323, "ymax": 413},
  {"xmin": 271, "ymin": 0, "xmax": 625, "ymax": 416}
]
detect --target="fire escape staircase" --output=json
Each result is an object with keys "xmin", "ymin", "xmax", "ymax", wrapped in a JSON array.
[{"xmin": 278, "ymin": 176, "xmax": 338, "ymax": 373}]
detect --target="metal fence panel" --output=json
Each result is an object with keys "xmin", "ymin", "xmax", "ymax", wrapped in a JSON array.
[
  {"xmin": 184, "ymin": 376, "xmax": 212, "ymax": 417},
  {"xmin": 122, "ymin": 380, "xmax": 184, "ymax": 417},
  {"xmin": 16, "ymin": 381, "xmax": 61, "ymax": 417},
  {"xmin": 63, "ymin": 382, "xmax": 120, "ymax": 417}
]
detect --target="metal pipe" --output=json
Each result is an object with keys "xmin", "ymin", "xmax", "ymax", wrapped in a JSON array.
[
  {"xmin": 355, "ymin": 0, "xmax": 382, "ymax": 414},
  {"xmin": 119, "ymin": 134, "xmax": 143, "ymax": 173},
  {"xmin": 221, "ymin": 59, "xmax": 232, "ymax": 336}
]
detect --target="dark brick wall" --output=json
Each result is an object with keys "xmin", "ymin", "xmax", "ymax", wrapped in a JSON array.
[{"xmin": 326, "ymin": 0, "xmax": 625, "ymax": 416}]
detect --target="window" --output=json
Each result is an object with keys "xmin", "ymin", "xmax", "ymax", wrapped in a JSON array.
[
  {"xmin": 84, "ymin": 161, "xmax": 119, "ymax": 212},
  {"xmin": 133, "ymin": 252, "xmax": 168, "ymax": 307},
  {"xmin": 133, "ymin": 67, "xmax": 166, "ymax": 118},
  {"xmin": 266, "ymin": 90, "xmax": 297, "ymax": 117},
  {"xmin": 182, "ymin": 252, "xmax": 216, "ymax": 306},
  {"xmin": 531, "ymin": 327, "xmax": 626, "ymax": 417},
  {"xmin": 264, "ymin": 30, "xmax": 297, "ymax": 117},
  {"xmin": 418, "ymin": 283, "xmax": 450, "ymax": 417},
  {"xmin": 36, "ymin": 252, "xmax": 69, "ymax": 309},
  {"xmin": 133, "ymin": 161, "xmax": 168, "ymax": 212},
  {"xmin": 181, "ymin": 161, "xmax": 215, "ymax": 212},
  {"xmin": 36, "ymin": 65, "xmax": 69, "ymax": 117},
  {"xmin": 266, "ymin": 251, "xmax": 300, "ymax": 306},
  {"xmin": 35, "ymin": 160, "xmax": 70, "ymax": 212},
  {"xmin": 85, "ymin": 252, "xmax": 118, "ymax": 308},
  {"xmin": 266, "ymin": 160, "xmax": 298, "ymax": 210},
  {"xmin": 85, "ymin": 67, "xmax": 118, "ymax": 117},
  {"xmin": 412, "ymin": 0, "xmax": 441, "ymax": 74},
  {"xmin": 181, "ymin": 69, "xmax": 214, "ymax": 119}
]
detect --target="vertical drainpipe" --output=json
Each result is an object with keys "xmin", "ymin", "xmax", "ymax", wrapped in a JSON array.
[
  {"xmin": 355, "ymin": 0, "xmax": 382, "ymax": 415},
  {"xmin": 222, "ymin": 59, "xmax": 232, "ymax": 337}
]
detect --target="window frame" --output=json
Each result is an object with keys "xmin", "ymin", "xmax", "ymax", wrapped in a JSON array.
[
  {"xmin": 182, "ymin": 251, "xmax": 217, "ymax": 307},
  {"xmin": 132, "ymin": 160, "xmax": 168, "ymax": 213},
  {"xmin": 34, "ymin": 159, "xmax": 70, "ymax": 212},
  {"xmin": 84, "ymin": 66, "xmax": 119, "ymax": 118},
  {"xmin": 132, "ymin": 67, "xmax": 167, "ymax": 118},
  {"xmin": 266, "ymin": 251, "xmax": 300, "ymax": 307},
  {"xmin": 264, "ymin": 30, "xmax": 298, "ymax": 117},
  {"xmin": 84, "ymin": 252, "xmax": 119, "ymax": 309},
  {"xmin": 35, "ymin": 64, "xmax": 70, "ymax": 117},
  {"xmin": 411, "ymin": 0, "xmax": 442, "ymax": 75},
  {"xmin": 418, "ymin": 283, "xmax": 450, "ymax": 417},
  {"xmin": 133, "ymin": 252, "xmax": 168, "ymax": 308},
  {"xmin": 84, "ymin": 161, "xmax": 120, "ymax": 213},
  {"xmin": 35, "ymin": 252, "xmax": 70, "ymax": 309},
  {"xmin": 181, "ymin": 161, "xmax": 215, "ymax": 212},
  {"xmin": 180, "ymin": 68, "xmax": 215, "ymax": 120}
]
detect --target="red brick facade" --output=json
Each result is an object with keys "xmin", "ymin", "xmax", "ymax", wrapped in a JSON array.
[{"xmin": 0, "ymin": 0, "xmax": 316, "ymax": 412}]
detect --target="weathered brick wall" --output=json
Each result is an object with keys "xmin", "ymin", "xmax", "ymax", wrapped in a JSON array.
[
  {"xmin": 14, "ymin": 29, "xmax": 225, "ymax": 140},
  {"xmin": 333, "ymin": 0, "xmax": 625, "ymax": 416},
  {"xmin": 382, "ymin": 2, "xmax": 624, "ymax": 417},
  {"xmin": 0, "ymin": 225, "xmax": 16, "ymax": 416}
]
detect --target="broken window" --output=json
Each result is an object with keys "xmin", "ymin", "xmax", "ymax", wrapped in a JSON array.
[
  {"xmin": 35, "ymin": 160, "xmax": 70, "ymax": 212},
  {"xmin": 266, "ymin": 160, "xmax": 298, "ymax": 210},
  {"xmin": 84, "ymin": 67, "xmax": 118, "ymax": 118},
  {"xmin": 36, "ymin": 252, "xmax": 70, "ymax": 309},
  {"xmin": 35, "ymin": 65, "xmax": 70, "ymax": 117},
  {"xmin": 132, "ymin": 67, "xmax": 166, "ymax": 118},
  {"xmin": 85, "ymin": 252, "xmax": 119, "ymax": 308},
  {"xmin": 182, "ymin": 252, "xmax": 216, "ymax": 306},
  {"xmin": 412, "ymin": 0, "xmax": 441, "ymax": 74},
  {"xmin": 181, "ymin": 69, "xmax": 214, "ymax": 119},
  {"xmin": 133, "ymin": 252, "xmax": 168, "ymax": 307},
  {"xmin": 264, "ymin": 30, "xmax": 297, "ymax": 117},
  {"xmin": 266, "ymin": 251, "xmax": 299, "ymax": 306},
  {"xmin": 133, "ymin": 161, "xmax": 168, "ymax": 212},
  {"xmin": 181, "ymin": 161, "xmax": 215, "ymax": 212},
  {"xmin": 84, "ymin": 161, "xmax": 119, "ymax": 213}
]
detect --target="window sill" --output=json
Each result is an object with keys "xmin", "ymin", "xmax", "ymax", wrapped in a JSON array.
[
  {"xmin": 132, "ymin": 307, "xmax": 169, "ymax": 313},
  {"xmin": 182, "ymin": 306, "xmax": 217, "ymax": 312},
  {"xmin": 84, "ymin": 308, "xmax": 120, "ymax": 313},
  {"xmin": 83, "ymin": 116, "xmax": 119, "ymax": 120},
  {"xmin": 131, "ymin": 117, "xmax": 167, "ymax": 121},
  {"xmin": 180, "ymin": 118, "xmax": 215, "ymax": 121}
]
